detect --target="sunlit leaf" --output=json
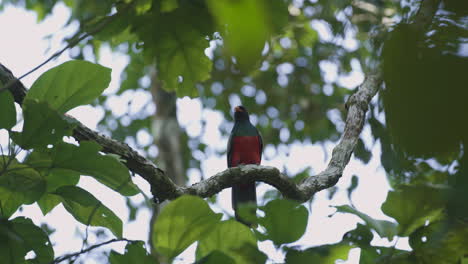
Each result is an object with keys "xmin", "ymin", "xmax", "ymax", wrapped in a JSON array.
[
  {"xmin": 153, "ymin": 195, "xmax": 222, "ymax": 259},
  {"xmin": 207, "ymin": 0, "xmax": 287, "ymax": 72},
  {"xmin": 197, "ymin": 220, "xmax": 260, "ymax": 263},
  {"xmin": 25, "ymin": 60, "xmax": 111, "ymax": 113},
  {"xmin": 258, "ymin": 199, "xmax": 308, "ymax": 245}
]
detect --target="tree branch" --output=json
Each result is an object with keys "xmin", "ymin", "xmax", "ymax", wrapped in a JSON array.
[
  {"xmin": 0, "ymin": 0, "xmax": 440, "ymax": 204},
  {"xmin": 182, "ymin": 71, "xmax": 382, "ymax": 202}
]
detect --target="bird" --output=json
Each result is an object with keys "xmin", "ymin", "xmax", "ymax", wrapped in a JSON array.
[{"xmin": 227, "ymin": 105, "xmax": 263, "ymax": 225}]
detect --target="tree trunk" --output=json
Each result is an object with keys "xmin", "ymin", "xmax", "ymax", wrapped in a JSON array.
[{"xmin": 148, "ymin": 67, "xmax": 186, "ymax": 259}]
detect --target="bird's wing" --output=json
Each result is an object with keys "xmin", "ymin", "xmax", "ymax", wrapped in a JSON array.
[
  {"xmin": 257, "ymin": 128, "xmax": 263, "ymax": 162},
  {"xmin": 227, "ymin": 132, "xmax": 233, "ymax": 167}
]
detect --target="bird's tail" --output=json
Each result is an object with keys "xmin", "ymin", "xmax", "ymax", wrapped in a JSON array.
[{"xmin": 232, "ymin": 182, "xmax": 257, "ymax": 226}]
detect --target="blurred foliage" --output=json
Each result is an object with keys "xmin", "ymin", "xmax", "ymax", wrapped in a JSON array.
[{"xmin": 0, "ymin": 0, "xmax": 467, "ymax": 263}]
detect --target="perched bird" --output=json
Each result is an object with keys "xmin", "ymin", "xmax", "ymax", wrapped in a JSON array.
[{"xmin": 227, "ymin": 106, "xmax": 263, "ymax": 225}]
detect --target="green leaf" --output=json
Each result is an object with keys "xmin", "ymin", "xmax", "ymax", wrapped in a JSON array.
[
  {"xmin": 343, "ymin": 223, "xmax": 374, "ymax": 247},
  {"xmin": 347, "ymin": 175, "xmax": 359, "ymax": 201},
  {"xmin": 381, "ymin": 184, "xmax": 447, "ymax": 236},
  {"xmin": 0, "ymin": 217, "xmax": 54, "ymax": 264},
  {"xmin": 0, "ymin": 90, "xmax": 16, "ymax": 129},
  {"xmin": 362, "ymin": 247, "xmax": 414, "ymax": 264},
  {"xmin": 11, "ymin": 99, "xmax": 75, "ymax": 149},
  {"xmin": 161, "ymin": 0, "xmax": 178, "ymax": 12},
  {"xmin": 292, "ymin": 167, "xmax": 312, "ymax": 184},
  {"xmin": 50, "ymin": 141, "xmax": 138, "ymax": 196},
  {"xmin": 44, "ymin": 168, "xmax": 80, "ymax": 192},
  {"xmin": 207, "ymin": 0, "xmax": 270, "ymax": 72},
  {"xmin": 296, "ymin": 23, "xmax": 319, "ymax": 47},
  {"xmin": 195, "ymin": 250, "xmax": 235, "ymax": 264},
  {"xmin": 231, "ymin": 243, "xmax": 268, "ymax": 264},
  {"xmin": 0, "ymin": 157, "xmax": 45, "ymax": 218},
  {"xmin": 354, "ymin": 138, "xmax": 372, "ymax": 164},
  {"xmin": 135, "ymin": 4, "xmax": 213, "ymax": 97},
  {"xmin": 37, "ymin": 193, "xmax": 62, "ymax": 215},
  {"xmin": 285, "ymin": 243, "xmax": 353, "ymax": 264},
  {"xmin": 197, "ymin": 220, "xmax": 259, "ymax": 263},
  {"xmin": 462, "ymin": 256, "xmax": 468, "ymax": 264},
  {"xmin": 155, "ymin": 26, "xmax": 212, "ymax": 97},
  {"xmin": 25, "ymin": 60, "xmax": 111, "ymax": 113},
  {"xmin": 135, "ymin": 0, "xmax": 152, "ymax": 14},
  {"xmin": 26, "ymin": 148, "xmax": 81, "ymax": 192},
  {"xmin": 258, "ymin": 199, "xmax": 308, "ymax": 245},
  {"xmin": 152, "ymin": 195, "xmax": 222, "ymax": 259},
  {"xmin": 25, "ymin": 150, "xmax": 81, "ymax": 215},
  {"xmin": 53, "ymin": 185, "xmax": 123, "ymax": 237},
  {"xmin": 109, "ymin": 241, "xmax": 154, "ymax": 264},
  {"xmin": 334, "ymin": 205, "xmax": 397, "ymax": 239},
  {"xmin": 409, "ymin": 220, "xmax": 468, "ymax": 264}
]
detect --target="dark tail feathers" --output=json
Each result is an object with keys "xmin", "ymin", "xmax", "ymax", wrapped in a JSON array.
[{"xmin": 232, "ymin": 182, "xmax": 256, "ymax": 226}]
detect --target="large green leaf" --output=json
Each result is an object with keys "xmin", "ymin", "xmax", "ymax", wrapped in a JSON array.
[
  {"xmin": 135, "ymin": 4, "xmax": 213, "ymax": 97},
  {"xmin": 196, "ymin": 220, "xmax": 262, "ymax": 263},
  {"xmin": 53, "ymin": 185, "xmax": 123, "ymax": 237},
  {"xmin": 109, "ymin": 241, "xmax": 154, "ymax": 264},
  {"xmin": 285, "ymin": 243, "xmax": 353, "ymax": 264},
  {"xmin": 334, "ymin": 205, "xmax": 398, "ymax": 239},
  {"xmin": 35, "ymin": 168, "xmax": 79, "ymax": 216},
  {"xmin": 25, "ymin": 151, "xmax": 81, "ymax": 215},
  {"xmin": 47, "ymin": 141, "xmax": 138, "ymax": 196},
  {"xmin": 0, "ymin": 157, "xmax": 45, "ymax": 218},
  {"xmin": 26, "ymin": 149, "xmax": 81, "ymax": 193},
  {"xmin": 0, "ymin": 217, "xmax": 54, "ymax": 264},
  {"xmin": 196, "ymin": 250, "xmax": 235, "ymax": 264},
  {"xmin": 207, "ymin": 0, "xmax": 269, "ymax": 72},
  {"xmin": 381, "ymin": 184, "xmax": 447, "ymax": 236},
  {"xmin": 409, "ymin": 220, "xmax": 468, "ymax": 264},
  {"xmin": 155, "ymin": 27, "xmax": 212, "ymax": 97},
  {"xmin": 11, "ymin": 99, "xmax": 75, "ymax": 149},
  {"xmin": 207, "ymin": 0, "xmax": 287, "ymax": 72},
  {"xmin": 0, "ymin": 90, "xmax": 16, "ymax": 129},
  {"xmin": 258, "ymin": 199, "xmax": 308, "ymax": 245},
  {"xmin": 152, "ymin": 195, "xmax": 222, "ymax": 259},
  {"xmin": 25, "ymin": 60, "xmax": 111, "ymax": 113}
]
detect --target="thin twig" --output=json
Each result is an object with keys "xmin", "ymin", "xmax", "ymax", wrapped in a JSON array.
[
  {"xmin": 50, "ymin": 238, "xmax": 137, "ymax": 264},
  {"xmin": 0, "ymin": 2, "xmax": 132, "ymax": 94},
  {"xmin": 81, "ymin": 176, "xmax": 133, "ymax": 249}
]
